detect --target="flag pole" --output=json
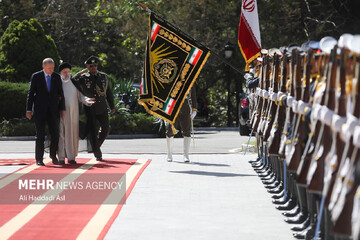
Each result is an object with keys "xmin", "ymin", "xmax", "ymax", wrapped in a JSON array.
[
  {"xmin": 191, "ymin": 118, "xmax": 195, "ymax": 148},
  {"xmin": 136, "ymin": 2, "xmax": 245, "ymax": 76}
]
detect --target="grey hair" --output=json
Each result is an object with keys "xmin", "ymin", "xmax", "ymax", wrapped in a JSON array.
[{"xmin": 43, "ymin": 58, "xmax": 54, "ymax": 65}]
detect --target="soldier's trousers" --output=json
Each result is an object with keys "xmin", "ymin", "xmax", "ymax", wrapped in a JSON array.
[
  {"xmin": 166, "ymin": 101, "xmax": 191, "ymax": 137},
  {"xmin": 84, "ymin": 107, "xmax": 109, "ymax": 158}
]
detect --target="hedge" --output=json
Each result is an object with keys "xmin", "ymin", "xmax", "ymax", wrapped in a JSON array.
[
  {"xmin": 0, "ymin": 81, "xmax": 29, "ymax": 120},
  {"xmin": 0, "ymin": 109, "xmax": 164, "ymax": 137}
]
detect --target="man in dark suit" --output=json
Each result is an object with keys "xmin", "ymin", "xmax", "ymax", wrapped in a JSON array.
[{"xmin": 26, "ymin": 58, "xmax": 66, "ymax": 166}]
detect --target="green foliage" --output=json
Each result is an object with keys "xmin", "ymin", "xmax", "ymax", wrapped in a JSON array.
[
  {"xmin": 0, "ymin": 81, "xmax": 29, "ymax": 120},
  {"xmin": 0, "ymin": 18, "xmax": 60, "ymax": 82},
  {"xmin": 113, "ymin": 78, "xmax": 142, "ymax": 113},
  {"xmin": 1, "ymin": 0, "xmax": 359, "ymax": 126},
  {"xmin": 109, "ymin": 110, "xmax": 160, "ymax": 135},
  {"xmin": 0, "ymin": 118, "xmax": 35, "ymax": 136}
]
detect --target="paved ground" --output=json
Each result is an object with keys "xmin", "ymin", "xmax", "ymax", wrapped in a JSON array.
[{"xmin": 0, "ymin": 129, "xmax": 294, "ymax": 239}]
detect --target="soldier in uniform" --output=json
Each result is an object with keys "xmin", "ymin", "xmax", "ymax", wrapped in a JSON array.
[
  {"xmin": 166, "ymin": 86, "xmax": 198, "ymax": 163},
  {"xmin": 72, "ymin": 56, "xmax": 115, "ymax": 161}
]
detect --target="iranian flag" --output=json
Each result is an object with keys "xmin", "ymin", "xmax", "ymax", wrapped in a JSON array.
[
  {"xmin": 163, "ymin": 98, "xmax": 176, "ymax": 114},
  {"xmin": 187, "ymin": 47, "xmax": 203, "ymax": 66},
  {"xmin": 238, "ymin": 0, "xmax": 261, "ymax": 69},
  {"xmin": 151, "ymin": 22, "xmax": 160, "ymax": 41}
]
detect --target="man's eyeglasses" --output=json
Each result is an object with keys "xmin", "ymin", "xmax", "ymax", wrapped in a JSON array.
[{"xmin": 88, "ymin": 64, "xmax": 98, "ymax": 68}]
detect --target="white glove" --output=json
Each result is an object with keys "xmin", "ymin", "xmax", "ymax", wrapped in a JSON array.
[
  {"xmin": 244, "ymin": 73, "xmax": 252, "ymax": 80},
  {"xmin": 84, "ymin": 97, "xmax": 95, "ymax": 106},
  {"xmin": 190, "ymin": 110, "xmax": 197, "ymax": 120}
]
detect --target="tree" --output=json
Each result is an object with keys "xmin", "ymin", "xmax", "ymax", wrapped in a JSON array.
[{"xmin": 0, "ymin": 18, "xmax": 60, "ymax": 82}]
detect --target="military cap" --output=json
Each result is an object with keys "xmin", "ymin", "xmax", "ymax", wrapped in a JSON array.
[
  {"xmin": 287, "ymin": 44, "xmax": 301, "ymax": 53},
  {"xmin": 349, "ymin": 35, "xmax": 360, "ymax": 54},
  {"xmin": 260, "ymin": 49, "xmax": 268, "ymax": 55},
  {"xmin": 319, "ymin": 36, "xmax": 337, "ymax": 54},
  {"xmin": 84, "ymin": 56, "xmax": 100, "ymax": 65},
  {"xmin": 338, "ymin": 33, "xmax": 353, "ymax": 50},
  {"xmin": 59, "ymin": 62, "xmax": 71, "ymax": 72},
  {"xmin": 279, "ymin": 46, "xmax": 287, "ymax": 54},
  {"xmin": 268, "ymin": 48, "xmax": 282, "ymax": 57},
  {"xmin": 308, "ymin": 41, "xmax": 320, "ymax": 50},
  {"xmin": 301, "ymin": 41, "xmax": 311, "ymax": 52}
]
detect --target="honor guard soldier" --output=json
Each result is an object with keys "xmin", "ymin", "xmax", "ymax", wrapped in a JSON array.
[{"xmin": 73, "ymin": 56, "xmax": 115, "ymax": 161}]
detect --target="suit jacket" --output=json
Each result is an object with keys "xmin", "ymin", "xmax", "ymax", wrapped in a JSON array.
[{"xmin": 26, "ymin": 70, "xmax": 65, "ymax": 120}]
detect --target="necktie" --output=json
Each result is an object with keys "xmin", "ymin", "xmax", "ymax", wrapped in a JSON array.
[{"xmin": 46, "ymin": 75, "xmax": 51, "ymax": 92}]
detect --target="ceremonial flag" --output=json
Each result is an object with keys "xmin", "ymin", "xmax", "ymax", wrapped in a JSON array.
[
  {"xmin": 238, "ymin": 0, "xmax": 261, "ymax": 70},
  {"xmin": 139, "ymin": 13, "xmax": 210, "ymax": 124}
]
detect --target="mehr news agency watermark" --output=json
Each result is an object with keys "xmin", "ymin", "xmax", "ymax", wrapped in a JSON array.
[{"xmin": 0, "ymin": 173, "xmax": 126, "ymax": 205}]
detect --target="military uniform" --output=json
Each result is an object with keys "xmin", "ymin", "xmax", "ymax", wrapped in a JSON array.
[{"xmin": 73, "ymin": 56, "xmax": 115, "ymax": 160}]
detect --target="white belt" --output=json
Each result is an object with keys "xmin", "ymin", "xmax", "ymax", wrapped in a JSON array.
[
  {"xmin": 341, "ymin": 113, "xmax": 359, "ymax": 140},
  {"xmin": 331, "ymin": 114, "xmax": 347, "ymax": 132},
  {"xmin": 262, "ymin": 90, "xmax": 269, "ymax": 99},
  {"xmin": 286, "ymin": 96, "xmax": 294, "ymax": 107},
  {"xmin": 319, "ymin": 106, "xmax": 335, "ymax": 126},
  {"xmin": 270, "ymin": 92, "xmax": 277, "ymax": 101}
]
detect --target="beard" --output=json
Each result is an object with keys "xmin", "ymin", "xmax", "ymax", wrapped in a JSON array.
[{"xmin": 62, "ymin": 76, "xmax": 70, "ymax": 82}]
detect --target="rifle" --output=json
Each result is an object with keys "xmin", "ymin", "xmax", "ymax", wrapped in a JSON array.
[
  {"xmin": 268, "ymin": 53, "xmax": 288, "ymax": 155},
  {"xmin": 251, "ymin": 57, "xmax": 266, "ymax": 133},
  {"xmin": 332, "ymin": 135, "xmax": 360, "ymax": 237},
  {"xmin": 278, "ymin": 50, "xmax": 296, "ymax": 157},
  {"xmin": 307, "ymin": 46, "xmax": 338, "ymax": 194},
  {"xmin": 323, "ymin": 48, "xmax": 347, "ymax": 207},
  {"xmin": 330, "ymin": 53, "xmax": 360, "ymax": 237},
  {"xmin": 264, "ymin": 53, "xmax": 280, "ymax": 142},
  {"xmin": 297, "ymin": 52, "xmax": 327, "ymax": 186},
  {"xmin": 287, "ymin": 50, "xmax": 312, "ymax": 172},
  {"xmin": 257, "ymin": 55, "xmax": 272, "ymax": 136}
]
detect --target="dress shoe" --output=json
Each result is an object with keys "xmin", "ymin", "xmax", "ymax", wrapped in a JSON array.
[
  {"xmin": 259, "ymin": 170, "xmax": 272, "ymax": 177},
  {"xmin": 255, "ymin": 166, "xmax": 269, "ymax": 173},
  {"xmin": 260, "ymin": 172, "xmax": 274, "ymax": 179},
  {"xmin": 268, "ymin": 185, "xmax": 283, "ymax": 194},
  {"xmin": 265, "ymin": 181, "xmax": 280, "ymax": 189},
  {"xmin": 282, "ymin": 205, "xmax": 300, "ymax": 217},
  {"xmin": 273, "ymin": 198, "xmax": 289, "ymax": 205},
  {"xmin": 291, "ymin": 217, "xmax": 310, "ymax": 231},
  {"xmin": 68, "ymin": 160, "xmax": 77, "ymax": 164},
  {"xmin": 96, "ymin": 157, "xmax": 103, "ymax": 161},
  {"xmin": 275, "ymin": 198, "xmax": 296, "ymax": 209},
  {"xmin": 263, "ymin": 177, "xmax": 276, "ymax": 185},
  {"xmin": 51, "ymin": 156, "xmax": 59, "ymax": 165},
  {"xmin": 284, "ymin": 212, "xmax": 307, "ymax": 224},
  {"xmin": 251, "ymin": 162, "xmax": 263, "ymax": 167},
  {"xmin": 276, "ymin": 201, "xmax": 297, "ymax": 211},
  {"xmin": 260, "ymin": 171, "xmax": 274, "ymax": 178},
  {"xmin": 36, "ymin": 160, "xmax": 45, "ymax": 166},
  {"xmin": 249, "ymin": 157, "xmax": 261, "ymax": 163},
  {"xmin": 58, "ymin": 160, "xmax": 65, "ymax": 165},
  {"xmin": 272, "ymin": 191, "xmax": 285, "ymax": 199},
  {"xmin": 293, "ymin": 223, "xmax": 313, "ymax": 239},
  {"xmin": 304, "ymin": 225, "xmax": 316, "ymax": 239}
]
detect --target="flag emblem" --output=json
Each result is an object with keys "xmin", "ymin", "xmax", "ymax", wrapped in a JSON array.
[
  {"xmin": 163, "ymin": 98, "xmax": 176, "ymax": 114},
  {"xmin": 151, "ymin": 23, "xmax": 160, "ymax": 41},
  {"xmin": 187, "ymin": 48, "xmax": 203, "ymax": 65}
]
